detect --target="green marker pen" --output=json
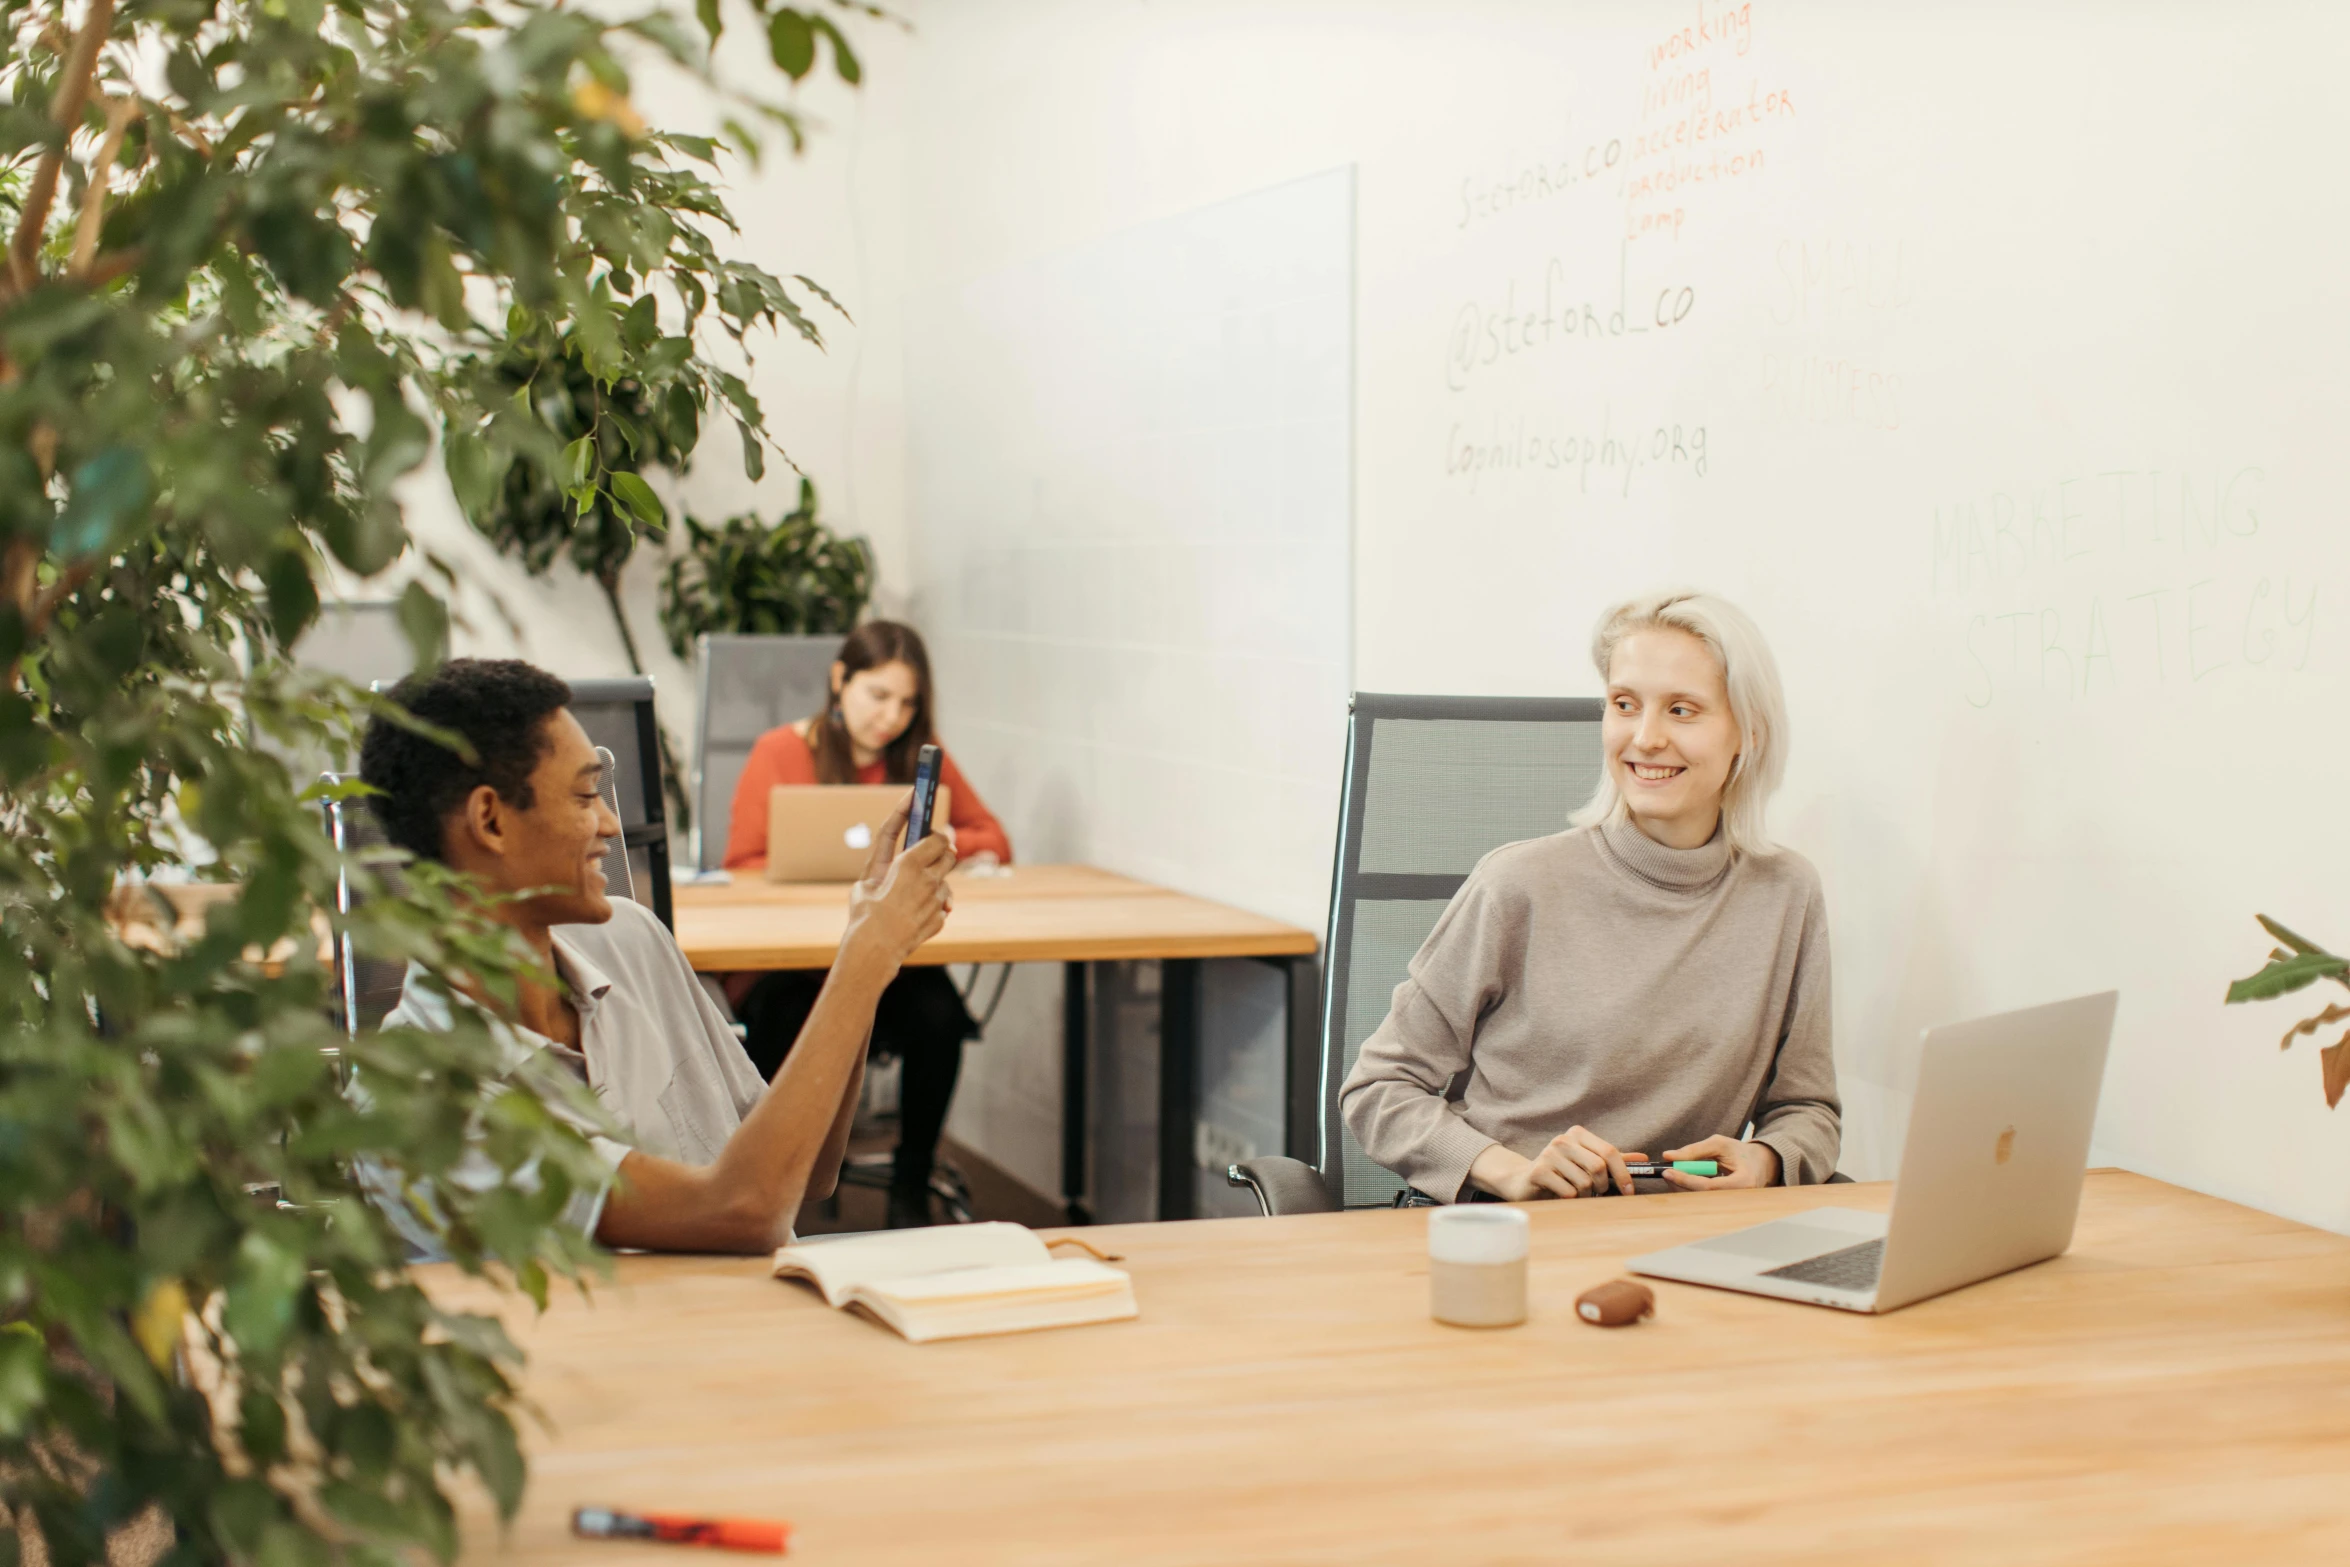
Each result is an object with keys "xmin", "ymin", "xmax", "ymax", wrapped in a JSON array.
[{"xmin": 1624, "ymin": 1160, "xmax": 1719, "ymax": 1178}]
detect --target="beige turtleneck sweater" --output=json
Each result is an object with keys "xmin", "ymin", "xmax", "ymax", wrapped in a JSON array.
[{"xmin": 1339, "ymin": 819, "xmax": 1840, "ymax": 1201}]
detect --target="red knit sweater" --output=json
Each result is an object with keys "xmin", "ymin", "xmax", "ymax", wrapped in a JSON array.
[{"xmin": 721, "ymin": 725, "xmax": 1012, "ymax": 872}]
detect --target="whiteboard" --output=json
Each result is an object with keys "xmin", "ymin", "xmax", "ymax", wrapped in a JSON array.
[{"xmin": 1347, "ymin": 5, "xmax": 2350, "ymax": 1226}]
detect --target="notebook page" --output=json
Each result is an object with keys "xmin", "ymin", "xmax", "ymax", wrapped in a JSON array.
[
  {"xmin": 771, "ymin": 1221, "xmax": 1049, "ymax": 1305},
  {"xmin": 856, "ymin": 1259, "xmax": 1127, "ymax": 1306}
]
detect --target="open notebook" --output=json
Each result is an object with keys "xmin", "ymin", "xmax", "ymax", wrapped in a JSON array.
[{"xmin": 772, "ymin": 1222, "xmax": 1137, "ymax": 1343}]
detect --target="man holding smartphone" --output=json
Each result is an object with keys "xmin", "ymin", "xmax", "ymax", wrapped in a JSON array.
[{"xmin": 358, "ymin": 658, "xmax": 956, "ymax": 1254}]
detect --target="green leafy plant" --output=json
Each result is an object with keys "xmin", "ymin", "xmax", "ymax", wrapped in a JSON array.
[
  {"xmin": 2224, "ymin": 914, "xmax": 2350, "ymax": 1108},
  {"xmin": 0, "ymin": 0, "xmax": 876, "ymax": 1556},
  {"xmin": 658, "ymin": 476, "xmax": 873, "ymax": 658},
  {"xmin": 462, "ymin": 326, "xmax": 717, "ymax": 830}
]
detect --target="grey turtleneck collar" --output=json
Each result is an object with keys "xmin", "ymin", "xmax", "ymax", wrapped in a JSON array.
[{"xmin": 1595, "ymin": 814, "xmax": 1733, "ymax": 893}]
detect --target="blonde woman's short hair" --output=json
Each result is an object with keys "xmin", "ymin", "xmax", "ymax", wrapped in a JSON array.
[{"xmin": 1568, "ymin": 589, "xmax": 1788, "ymax": 857}]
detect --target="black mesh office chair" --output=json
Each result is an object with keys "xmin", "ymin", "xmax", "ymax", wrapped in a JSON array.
[
  {"xmin": 1226, "ymin": 691, "xmax": 1850, "ymax": 1215},
  {"xmin": 566, "ymin": 676, "xmax": 674, "ymax": 931},
  {"xmin": 1227, "ymin": 694, "xmax": 1607, "ymax": 1214},
  {"xmin": 691, "ymin": 633, "xmax": 839, "ymax": 873}
]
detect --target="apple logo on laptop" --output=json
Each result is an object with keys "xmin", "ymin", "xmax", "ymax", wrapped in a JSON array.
[
  {"xmin": 843, "ymin": 822, "xmax": 873, "ymax": 850},
  {"xmin": 1994, "ymin": 1125, "xmax": 2016, "ymax": 1165}
]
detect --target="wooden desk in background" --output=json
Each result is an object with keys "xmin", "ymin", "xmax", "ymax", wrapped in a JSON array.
[
  {"xmin": 671, "ymin": 866, "xmax": 1320, "ymax": 1221},
  {"xmin": 440, "ymin": 1170, "xmax": 2350, "ymax": 1565}
]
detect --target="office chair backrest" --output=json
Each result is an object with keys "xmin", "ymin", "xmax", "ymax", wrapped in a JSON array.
[
  {"xmin": 1317, "ymin": 694, "xmax": 1605, "ymax": 1207},
  {"xmin": 321, "ymin": 773, "xmax": 413, "ymax": 1040},
  {"xmin": 692, "ymin": 633, "xmax": 839, "ymax": 871},
  {"xmin": 565, "ymin": 676, "xmax": 674, "ymax": 930}
]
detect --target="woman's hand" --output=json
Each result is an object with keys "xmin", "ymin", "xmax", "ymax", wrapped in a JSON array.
[
  {"xmin": 1659, "ymin": 1135, "xmax": 1780, "ymax": 1190},
  {"xmin": 841, "ymin": 801, "xmax": 956, "ymax": 973},
  {"xmin": 1470, "ymin": 1127, "xmax": 1651, "ymax": 1200}
]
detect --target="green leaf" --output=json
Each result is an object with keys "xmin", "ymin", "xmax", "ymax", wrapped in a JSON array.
[
  {"xmin": 262, "ymin": 547, "xmax": 320, "ymax": 650},
  {"xmin": 695, "ymin": 0, "xmax": 722, "ymax": 43},
  {"xmin": 422, "ymin": 239, "xmax": 472, "ymax": 333},
  {"xmin": 2256, "ymin": 914, "xmax": 2329, "ymax": 958},
  {"xmin": 362, "ymin": 396, "xmax": 431, "ymax": 492},
  {"xmin": 224, "ymin": 1233, "xmax": 307, "ymax": 1357},
  {"xmin": 0, "ymin": 1323, "xmax": 44, "ymax": 1437},
  {"xmin": 768, "ymin": 9, "xmax": 815, "ymax": 78},
  {"xmin": 216, "ymin": 248, "xmax": 266, "ymax": 334},
  {"xmin": 620, "ymin": 292, "xmax": 660, "ymax": 350},
  {"xmin": 53, "ymin": 447, "xmax": 153, "ymax": 557},
  {"xmin": 2225, "ymin": 951, "xmax": 2348, "ymax": 1004},
  {"xmin": 641, "ymin": 335, "xmax": 694, "ymax": 380},
  {"xmin": 445, "ymin": 429, "xmax": 504, "ymax": 519},
  {"xmin": 811, "ymin": 13, "xmax": 862, "ymax": 83},
  {"xmin": 625, "ymin": 11, "xmax": 697, "ymax": 62},
  {"xmin": 564, "ymin": 434, "xmax": 595, "ymax": 489},
  {"xmin": 608, "ymin": 471, "xmax": 666, "ymax": 530},
  {"xmin": 397, "ymin": 581, "xmax": 450, "ymax": 673}
]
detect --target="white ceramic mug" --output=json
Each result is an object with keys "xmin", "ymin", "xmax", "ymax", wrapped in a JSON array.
[{"xmin": 1428, "ymin": 1205, "xmax": 1529, "ymax": 1328}]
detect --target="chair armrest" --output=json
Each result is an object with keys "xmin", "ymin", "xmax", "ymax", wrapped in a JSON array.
[{"xmin": 1224, "ymin": 1156, "xmax": 1339, "ymax": 1217}]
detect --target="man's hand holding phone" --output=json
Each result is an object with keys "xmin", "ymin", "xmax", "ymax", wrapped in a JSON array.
[{"xmin": 843, "ymin": 798, "xmax": 955, "ymax": 974}]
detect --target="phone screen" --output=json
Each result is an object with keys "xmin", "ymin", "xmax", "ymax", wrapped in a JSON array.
[{"xmin": 905, "ymin": 744, "xmax": 942, "ymax": 847}]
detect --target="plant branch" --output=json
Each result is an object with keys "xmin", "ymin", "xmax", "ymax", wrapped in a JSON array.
[
  {"xmin": 4, "ymin": 557, "xmax": 95, "ymax": 694},
  {"xmin": 5, "ymin": 0, "xmax": 119, "ymax": 296},
  {"xmin": 69, "ymin": 94, "xmax": 140, "ymax": 277},
  {"xmin": 3, "ymin": 539, "xmax": 37, "ymax": 619},
  {"xmin": 81, "ymin": 245, "xmax": 142, "ymax": 288},
  {"xmin": 166, "ymin": 106, "xmax": 214, "ymax": 158}
]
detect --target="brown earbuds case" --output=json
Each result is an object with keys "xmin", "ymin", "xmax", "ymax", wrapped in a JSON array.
[{"xmin": 1574, "ymin": 1279, "xmax": 1656, "ymax": 1327}]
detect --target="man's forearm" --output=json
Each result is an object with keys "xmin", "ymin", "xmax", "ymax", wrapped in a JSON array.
[
  {"xmin": 595, "ymin": 958, "xmax": 891, "ymax": 1254},
  {"xmin": 710, "ymin": 947, "xmax": 895, "ymax": 1234},
  {"xmin": 807, "ymin": 1043, "xmax": 868, "ymax": 1201}
]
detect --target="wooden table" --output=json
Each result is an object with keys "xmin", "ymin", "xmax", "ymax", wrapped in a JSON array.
[
  {"xmin": 440, "ymin": 1170, "xmax": 2350, "ymax": 1564},
  {"xmin": 672, "ymin": 866, "xmax": 1319, "ymax": 1221}
]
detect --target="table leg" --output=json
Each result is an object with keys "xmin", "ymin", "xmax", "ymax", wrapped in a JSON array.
[
  {"xmin": 1157, "ymin": 957, "xmax": 1202, "ymax": 1221},
  {"xmin": 1262, "ymin": 953, "xmax": 1322, "ymax": 1168},
  {"xmin": 1061, "ymin": 960, "xmax": 1091, "ymax": 1224}
]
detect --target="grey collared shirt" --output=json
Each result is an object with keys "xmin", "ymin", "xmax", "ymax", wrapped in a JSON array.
[{"xmin": 382, "ymin": 896, "xmax": 769, "ymax": 1243}]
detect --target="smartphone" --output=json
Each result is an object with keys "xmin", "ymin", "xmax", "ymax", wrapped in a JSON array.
[{"xmin": 905, "ymin": 743, "xmax": 942, "ymax": 848}]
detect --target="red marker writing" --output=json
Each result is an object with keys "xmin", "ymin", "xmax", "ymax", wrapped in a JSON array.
[{"xmin": 573, "ymin": 1507, "xmax": 791, "ymax": 1555}]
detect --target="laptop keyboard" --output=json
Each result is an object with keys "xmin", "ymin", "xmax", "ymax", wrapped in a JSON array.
[{"xmin": 1760, "ymin": 1237, "xmax": 1884, "ymax": 1292}]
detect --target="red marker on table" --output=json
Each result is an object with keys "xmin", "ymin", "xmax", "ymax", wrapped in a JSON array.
[{"xmin": 573, "ymin": 1507, "xmax": 791, "ymax": 1555}]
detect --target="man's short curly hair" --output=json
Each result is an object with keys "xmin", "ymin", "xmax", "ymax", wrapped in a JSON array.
[{"xmin": 359, "ymin": 658, "xmax": 574, "ymax": 863}]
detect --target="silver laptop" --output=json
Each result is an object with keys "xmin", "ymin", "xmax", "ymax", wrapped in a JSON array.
[{"xmin": 1629, "ymin": 991, "xmax": 2117, "ymax": 1314}]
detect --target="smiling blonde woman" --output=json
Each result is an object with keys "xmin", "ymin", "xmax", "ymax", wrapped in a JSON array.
[{"xmin": 1339, "ymin": 590, "xmax": 1840, "ymax": 1203}]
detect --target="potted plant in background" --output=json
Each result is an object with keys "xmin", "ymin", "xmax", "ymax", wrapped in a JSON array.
[
  {"xmin": 659, "ymin": 474, "xmax": 874, "ymax": 654},
  {"xmin": 2226, "ymin": 915, "xmax": 2350, "ymax": 1108},
  {"xmin": 0, "ymin": 0, "xmax": 869, "ymax": 1555},
  {"xmin": 657, "ymin": 476, "xmax": 872, "ymax": 869}
]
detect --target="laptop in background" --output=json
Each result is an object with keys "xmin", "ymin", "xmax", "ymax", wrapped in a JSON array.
[
  {"xmin": 1629, "ymin": 990, "xmax": 2118, "ymax": 1314},
  {"xmin": 765, "ymin": 783, "xmax": 948, "ymax": 883}
]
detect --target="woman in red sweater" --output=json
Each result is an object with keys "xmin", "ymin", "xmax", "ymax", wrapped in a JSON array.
[{"xmin": 723, "ymin": 620, "xmax": 1010, "ymax": 1226}]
